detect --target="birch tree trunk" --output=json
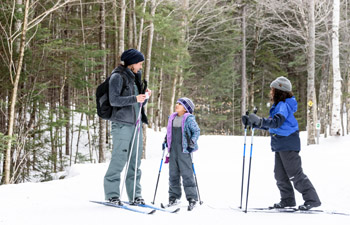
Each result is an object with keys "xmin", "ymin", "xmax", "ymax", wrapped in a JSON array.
[
  {"xmin": 144, "ymin": 0, "xmax": 156, "ymax": 89},
  {"xmin": 118, "ymin": 0, "xmax": 126, "ymax": 58},
  {"xmin": 347, "ymin": 68, "xmax": 350, "ymax": 134},
  {"xmin": 331, "ymin": 0, "xmax": 342, "ymax": 136},
  {"xmin": 99, "ymin": 0, "xmax": 107, "ymax": 162},
  {"xmin": 113, "ymin": 0, "xmax": 119, "ymax": 67},
  {"xmin": 142, "ymin": 0, "xmax": 156, "ymax": 158},
  {"xmin": 128, "ymin": 1, "xmax": 134, "ymax": 49},
  {"xmin": 318, "ymin": 56, "xmax": 330, "ymax": 136},
  {"xmin": 346, "ymin": 0, "xmax": 350, "ymax": 135},
  {"xmin": 177, "ymin": 0, "xmax": 189, "ymax": 98},
  {"xmin": 170, "ymin": 70, "xmax": 178, "ymax": 116},
  {"xmin": 132, "ymin": 0, "xmax": 137, "ymax": 48},
  {"xmin": 156, "ymin": 38, "xmax": 165, "ymax": 131},
  {"xmin": 137, "ymin": 0, "xmax": 148, "ymax": 51},
  {"xmin": 4, "ymin": 0, "xmax": 30, "ymax": 184},
  {"xmin": 306, "ymin": 0, "xmax": 317, "ymax": 145}
]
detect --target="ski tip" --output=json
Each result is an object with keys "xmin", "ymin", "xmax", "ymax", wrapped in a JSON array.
[
  {"xmin": 173, "ymin": 208, "xmax": 181, "ymax": 213},
  {"xmin": 149, "ymin": 209, "xmax": 156, "ymax": 215},
  {"xmin": 160, "ymin": 203, "xmax": 165, "ymax": 209}
]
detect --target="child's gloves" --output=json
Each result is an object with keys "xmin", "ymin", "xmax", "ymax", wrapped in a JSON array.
[
  {"xmin": 248, "ymin": 113, "xmax": 262, "ymax": 127},
  {"xmin": 162, "ymin": 136, "xmax": 167, "ymax": 150},
  {"xmin": 187, "ymin": 139, "xmax": 195, "ymax": 153},
  {"xmin": 165, "ymin": 156, "xmax": 170, "ymax": 163},
  {"xmin": 162, "ymin": 142, "xmax": 167, "ymax": 150}
]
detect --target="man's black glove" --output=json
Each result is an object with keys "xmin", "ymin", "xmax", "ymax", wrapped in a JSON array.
[
  {"xmin": 241, "ymin": 115, "xmax": 249, "ymax": 127},
  {"xmin": 248, "ymin": 113, "xmax": 262, "ymax": 128}
]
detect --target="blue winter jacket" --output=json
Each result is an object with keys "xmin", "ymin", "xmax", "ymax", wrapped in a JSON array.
[
  {"xmin": 260, "ymin": 97, "xmax": 300, "ymax": 152},
  {"xmin": 166, "ymin": 112, "xmax": 200, "ymax": 153}
]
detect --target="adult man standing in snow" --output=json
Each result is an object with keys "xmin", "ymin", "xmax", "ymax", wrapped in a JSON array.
[{"xmin": 104, "ymin": 49, "xmax": 151, "ymax": 205}]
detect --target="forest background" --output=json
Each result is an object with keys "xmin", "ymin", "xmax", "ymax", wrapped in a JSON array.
[{"xmin": 0, "ymin": 0, "xmax": 349, "ymax": 185}]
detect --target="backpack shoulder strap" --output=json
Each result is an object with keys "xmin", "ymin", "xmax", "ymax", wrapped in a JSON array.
[{"xmin": 117, "ymin": 72, "xmax": 128, "ymax": 95}]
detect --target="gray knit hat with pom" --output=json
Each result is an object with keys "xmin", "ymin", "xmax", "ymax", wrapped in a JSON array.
[{"xmin": 270, "ymin": 76, "xmax": 292, "ymax": 92}]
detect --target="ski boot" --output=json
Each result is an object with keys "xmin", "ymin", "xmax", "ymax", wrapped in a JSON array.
[
  {"xmin": 272, "ymin": 198, "xmax": 296, "ymax": 209},
  {"xmin": 108, "ymin": 197, "xmax": 123, "ymax": 206},
  {"xmin": 187, "ymin": 198, "xmax": 196, "ymax": 211},
  {"xmin": 133, "ymin": 197, "xmax": 145, "ymax": 205},
  {"xmin": 298, "ymin": 202, "xmax": 321, "ymax": 211}
]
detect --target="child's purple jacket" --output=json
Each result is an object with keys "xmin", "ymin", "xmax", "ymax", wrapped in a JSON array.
[{"xmin": 166, "ymin": 112, "xmax": 200, "ymax": 153}]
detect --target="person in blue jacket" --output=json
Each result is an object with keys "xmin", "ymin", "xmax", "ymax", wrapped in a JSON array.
[
  {"xmin": 165, "ymin": 97, "xmax": 200, "ymax": 209},
  {"xmin": 242, "ymin": 76, "xmax": 321, "ymax": 210}
]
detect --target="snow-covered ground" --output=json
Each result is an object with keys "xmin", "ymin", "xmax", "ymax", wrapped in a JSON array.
[{"xmin": 0, "ymin": 129, "xmax": 349, "ymax": 225}]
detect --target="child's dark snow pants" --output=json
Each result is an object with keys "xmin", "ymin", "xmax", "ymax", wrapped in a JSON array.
[
  {"xmin": 168, "ymin": 126, "xmax": 198, "ymax": 201},
  {"xmin": 274, "ymin": 151, "xmax": 321, "ymax": 206}
]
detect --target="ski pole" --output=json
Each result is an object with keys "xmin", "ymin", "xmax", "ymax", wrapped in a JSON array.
[
  {"xmin": 132, "ymin": 109, "xmax": 142, "ymax": 203},
  {"xmin": 190, "ymin": 154, "xmax": 203, "ymax": 205},
  {"xmin": 244, "ymin": 108, "xmax": 258, "ymax": 213},
  {"xmin": 239, "ymin": 111, "xmax": 249, "ymax": 209},
  {"xmin": 120, "ymin": 103, "xmax": 143, "ymax": 201},
  {"xmin": 151, "ymin": 142, "xmax": 167, "ymax": 204}
]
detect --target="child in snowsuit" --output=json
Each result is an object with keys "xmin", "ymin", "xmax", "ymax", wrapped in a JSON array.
[
  {"xmin": 165, "ymin": 97, "xmax": 200, "ymax": 208},
  {"xmin": 242, "ymin": 76, "xmax": 321, "ymax": 210}
]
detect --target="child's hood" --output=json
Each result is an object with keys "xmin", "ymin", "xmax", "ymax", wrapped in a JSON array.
[{"xmin": 285, "ymin": 96, "xmax": 298, "ymax": 113}]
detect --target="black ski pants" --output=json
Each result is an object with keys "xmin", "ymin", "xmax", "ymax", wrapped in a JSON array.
[{"xmin": 274, "ymin": 151, "xmax": 321, "ymax": 206}]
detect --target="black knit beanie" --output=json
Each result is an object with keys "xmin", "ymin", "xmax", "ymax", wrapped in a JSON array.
[{"xmin": 121, "ymin": 49, "xmax": 145, "ymax": 66}]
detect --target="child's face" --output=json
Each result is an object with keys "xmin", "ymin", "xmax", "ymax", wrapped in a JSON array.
[
  {"xmin": 175, "ymin": 103, "xmax": 187, "ymax": 115},
  {"xmin": 270, "ymin": 88, "xmax": 274, "ymax": 99}
]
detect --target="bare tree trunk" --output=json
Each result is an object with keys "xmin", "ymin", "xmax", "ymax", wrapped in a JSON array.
[
  {"xmin": 347, "ymin": 68, "xmax": 350, "ymax": 134},
  {"xmin": 346, "ymin": 0, "xmax": 350, "ymax": 135},
  {"xmin": 170, "ymin": 70, "xmax": 178, "ymax": 116},
  {"xmin": 137, "ymin": 0, "xmax": 148, "ymax": 51},
  {"xmin": 331, "ymin": 0, "xmax": 342, "ymax": 136},
  {"xmin": 232, "ymin": 72, "xmax": 235, "ymax": 135},
  {"xmin": 250, "ymin": 15, "xmax": 261, "ymax": 110},
  {"xmin": 118, "ymin": 0, "xmax": 126, "ymax": 58},
  {"xmin": 177, "ymin": 0, "xmax": 189, "ymax": 98},
  {"xmin": 132, "ymin": 0, "xmax": 137, "ymax": 47},
  {"xmin": 113, "ymin": 0, "xmax": 119, "ymax": 67},
  {"xmin": 306, "ymin": 0, "xmax": 317, "ymax": 145},
  {"xmin": 156, "ymin": 37, "xmax": 165, "ymax": 131},
  {"xmin": 99, "ymin": 0, "xmax": 107, "ymax": 163},
  {"xmin": 128, "ymin": 0, "xmax": 134, "ymax": 49},
  {"xmin": 241, "ymin": 3, "xmax": 247, "ymax": 120},
  {"xmin": 318, "ymin": 56, "xmax": 330, "ymax": 135},
  {"xmin": 142, "ymin": 0, "xmax": 157, "ymax": 158},
  {"xmin": 4, "ymin": 0, "xmax": 30, "ymax": 184},
  {"xmin": 144, "ymin": 0, "xmax": 156, "ymax": 87}
]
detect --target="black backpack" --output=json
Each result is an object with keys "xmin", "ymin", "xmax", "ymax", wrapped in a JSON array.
[{"xmin": 96, "ymin": 72, "xmax": 127, "ymax": 120}]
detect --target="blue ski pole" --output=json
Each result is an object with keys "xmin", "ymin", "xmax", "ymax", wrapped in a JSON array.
[
  {"xmin": 239, "ymin": 111, "xmax": 249, "ymax": 209},
  {"xmin": 244, "ymin": 108, "xmax": 258, "ymax": 213},
  {"xmin": 190, "ymin": 154, "xmax": 203, "ymax": 205}
]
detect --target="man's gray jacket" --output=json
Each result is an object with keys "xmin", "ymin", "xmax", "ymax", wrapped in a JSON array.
[{"xmin": 108, "ymin": 66, "xmax": 148, "ymax": 125}]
